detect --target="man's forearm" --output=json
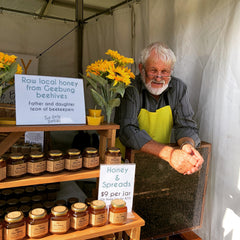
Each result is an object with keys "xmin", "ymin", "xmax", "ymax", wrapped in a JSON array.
[{"xmin": 140, "ymin": 140, "xmax": 174, "ymax": 163}]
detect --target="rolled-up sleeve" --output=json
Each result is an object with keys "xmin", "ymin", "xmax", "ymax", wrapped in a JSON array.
[{"xmin": 172, "ymin": 82, "xmax": 201, "ymax": 147}]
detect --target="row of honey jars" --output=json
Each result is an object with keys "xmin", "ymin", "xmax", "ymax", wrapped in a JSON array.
[
  {"xmin": 1, "ymin": 199, "xmax": 127, "ymax": 240},
  {"xmin": 0, "ymin": 147, "xmax": 100, "ymax": 180}
]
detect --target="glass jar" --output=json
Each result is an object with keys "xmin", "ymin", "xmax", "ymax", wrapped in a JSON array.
[
  {"xmin": 65, "ymin": 148, "xmax": 82, "ymax": 171},
  {"xmin": 109, "ymin": 199, "xmax": 127, "ymax": 225},
  {"xmin": 47, "ymin": 150, "xmax": 64, "ymax": 173},
  {"xmin": 83, "ymin": 147, "xmax": 100, "ymax": 169},
  {"xmin": 27, "ymin": 151, "xmax": 46, "ymax": 175},
  {"xmin": 7, "ymin": 153, "xmax": 27, "ymax": 178},
  {"xmin": 89, "ymin": 200, "xmax": 107, "ymax": 227},
  {"xmin": 13, "ymin": 188, "xmax": 25, "ymax": 199},
  {"xmin": 104, "ymin": 147, "xmax": 122, "ymax": 164},
  {"xmin": 1, "ymin": 189, "xmax": 13, "ymax": 200},
  {"xmin": 4, "ymin": 211, "xmax": 26, "ymax": 240},
  {"xmin": 67, "ymin": 197, "xmax": 79, "ymax": 208},
  {"xmin": 27, "ymin": 208, "xmax": 49, "ymax": 239},
  {"xmin": 0, "ymin": 157, "xmax": 6, "ymax": 182},
  {"xmin": 49, "ymin": 206, "xmax": 70, "ymax": 234},
  {"xmin": 70, "ymin": 202, "xmax": 89, "ymax": 230}
]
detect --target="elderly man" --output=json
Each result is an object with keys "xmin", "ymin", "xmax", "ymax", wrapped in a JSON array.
[{"xmin": 115, "ymin": 42, "xmax": 204, "ymax": 175}]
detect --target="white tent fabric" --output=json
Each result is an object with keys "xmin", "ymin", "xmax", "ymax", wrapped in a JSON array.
[{"xmin": 83, "ymin": 0, "xmax": 240, "ymax": 239}]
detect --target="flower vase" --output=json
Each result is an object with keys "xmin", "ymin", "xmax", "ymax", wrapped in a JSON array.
[{"xmin": 104, "ymin": 105, "xmax": 114, "ymax": 124}]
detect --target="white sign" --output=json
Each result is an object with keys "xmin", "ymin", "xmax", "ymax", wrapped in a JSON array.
[
  {"xmin": 15, "ymin": 74, "xmax": 86, "ymax": 125},
  {"xmin": 98, "ymin": 164, "xmax": 136, "ymax": 212}
]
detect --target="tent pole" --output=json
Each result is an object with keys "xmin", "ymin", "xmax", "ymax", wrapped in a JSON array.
[{"xmin": 76, "ymin": 0, "xmax": 84, "ymax": 76}]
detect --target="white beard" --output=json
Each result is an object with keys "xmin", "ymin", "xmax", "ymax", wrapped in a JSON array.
[{"xmin": 142, "ymin": 74, "xmax": 170, "ymax": 96}]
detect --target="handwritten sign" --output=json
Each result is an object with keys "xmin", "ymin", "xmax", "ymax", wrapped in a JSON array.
[
  {"xmin": 15, "ymin": 74, "xmax": 86, "ymax": 125},
  {"xmin": 98, "ymin": 164, "xmax": 136, "ymax": 212}
]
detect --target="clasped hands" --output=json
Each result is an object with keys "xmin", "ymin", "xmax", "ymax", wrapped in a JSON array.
[{"xmin": 169, "ymin": 144, "xmax": 204, "ymax": 175}]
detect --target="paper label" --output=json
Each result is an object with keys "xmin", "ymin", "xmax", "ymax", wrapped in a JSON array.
[
  {"xmin": 71, "ymin": 215, "xmax": 89, "ymax": 229},
  {"xmin": 83, "ymin": 157, "xmax": 99, "ymax": 168},
  {"xmin": 7, "ymin": 163, "xmax": 26, "ymax": 177},
  {"xmin": 109, "ymin": 211, "xmax": 127, "ymax": 224},
  {"xmin": 0, "ymin": 166, "xmax": 6, "ymax": 180},
  {"xmin": 105, "ymin": 156, "xmax": 121, "ymax": 164},
  {"xmin": 65, "ymin": 158, "xmax": 82, "ymax": 170},
  {"xmin": 4, "ymin": 223, "xmax": 26, "ymax": 240},
  {"xmin": 27, "ymin": 161, "xmax": 46, "ymax": 174},
  {"xmin": 50, "ymin": 219, "xmax": 70, "ymax": 233},
  {"xmin": 90, "ymin": 212, "xmax": 107, "ymax": 226},
  {"xmin": 27, "ymin": 221, "xmax": 48, "ymax": 238},
  {"xmin": 47, "ymin": 159, "xmax": 64, "ymax": 172}
]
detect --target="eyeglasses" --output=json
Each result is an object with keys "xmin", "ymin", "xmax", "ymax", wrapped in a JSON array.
[{"xmin": 146, "ymin": 73, "xmax": 171, "ymax": 80}]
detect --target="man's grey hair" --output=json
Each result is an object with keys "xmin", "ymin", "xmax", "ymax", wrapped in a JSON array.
[{"xmin": 139, "ymin": 42, "xmax": 176, "ymax": 68}]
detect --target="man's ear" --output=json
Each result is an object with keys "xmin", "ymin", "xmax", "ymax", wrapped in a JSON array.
[{"xmin": 139, "ymin": 63, "xmax": 143, "ymax": 74}]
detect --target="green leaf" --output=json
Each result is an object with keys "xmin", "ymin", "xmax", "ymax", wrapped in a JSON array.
[
  {"xmin": 108, "ymin": 98, "xmax": 120, "ymax": 108},
  {"xmin": 110, "ymin": 82, "xmax": 126, "ymax": 98},
  {"xmin": 0, "ymin": 62, "xmax": 18, "ymax": 83},
  {"xmin": 80, "ymin": 73, "xmax": 98, "ymax": 90},
  {"xmin": 0, "ymin": 86, "xmax": 2, "ymax": 97},
  {"xmin": 88, "ymin": 72, "xmax": 108, "ymax": 86},
  {"xmin": 90, "ymin": 88, "xmax": 107, "ymax": 110}
]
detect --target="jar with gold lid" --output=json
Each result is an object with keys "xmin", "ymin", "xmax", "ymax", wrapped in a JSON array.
[
  {"xmin": 27, "ymin": 151, "xmax": 46, "ymax": 175},
  {"xmin": 47, "ymin": 150, "xmax": 64, "ymax": 173},
  {"xmin": 0, "ymin": 157, "xmax": 6, "ymax": 181},
  {"xmin": 7, "ymin": 153, "xmax": 27, "ymax": 178},
  {"xmin": 65, "ymin": 148, "xmax": 82, "ymax": 171},
  {"xmin": 27, "ymin": 208, "xmax": 49, "ymax": 239},
  {"xmin": 104, "ymin": 147, "xmax": 122, "ymax": 164},
  {"xmin": 89, "ymin": 200, "xmax": 107, "ymax": 227},
  {"xmin": 83, "ymin": 147, "xmax": 99, "ymax": 169},
  {"xmin": 70, "ymin": 202, "xmax": 89, "ymax": 230},
  {"xmin": 4, "ymin": 210, "xmax": 26, "ymax": 240},
  {"xmin": 49, "ymin": 206, "xmax": 70, "ymax": 234},
  {"xmin": 109, "ymin": 199, "xmax": 127, "ymax": 225}
]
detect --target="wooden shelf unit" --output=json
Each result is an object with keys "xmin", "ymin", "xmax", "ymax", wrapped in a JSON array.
[{"xmin": 0, "ymin": 123, "xmax": 145, "ymax": 240}]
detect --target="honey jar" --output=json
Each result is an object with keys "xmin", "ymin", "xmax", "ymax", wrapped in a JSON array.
[
  {"xmin": 65, "ymin": 148, "xmax": 82, "ymax": 171},
  {"xmin": 27, "ymin": 208, "xmax": 49, "ymax": 239},
  {"xmin": 7, "ymin": 153, "xmax": 27, "ymax": 178},
  {"xmin": 49, "ymin": 206, "xmax": 70, "ymax": 234},
  {"xmin": 47, "ymin": 150, "xmax": 64, "ymax": 173},
  {"xmin": 83, "ymin": 147, "xmax": 99, "ymax": 169},
  {"xmin": 104, "ymin": 147, "xmax": 122, "ymax": 164},
  {"xmin": 109, "ymin": 199, "xmax": 127, "ymax": 225},
  {"xmin": 4, "ymin": 210, "xmax": 26, "ymax": 240},
  {"xmin": 89, "ymin": 200, "xmax": 107, "ymax": 227},
  {"xmin": 27, "ymin": 151, "xmax": 46, "ymax": 175},
  {"xmin": 0, "ymin": 157, "xmax": 6, "ymax": 182},
  {"xmin": 70, "ymin": 202, "xmax": 89, "ymax": 230}
]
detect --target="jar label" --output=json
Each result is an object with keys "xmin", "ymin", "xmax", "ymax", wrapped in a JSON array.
[
  {"xmin": 0, "ymin": 166, "xmax": 6, "ymax": 181},
  {"xmin": 27, "ymin": 161, "xmax": 46, "ymax": 174},
  {"xmin": 105, "ymin": 156, "xmax": 121, "ymax": 164},
  {"xmin": 109, "ymin": 211, "xmax": 127, "ymax": 224},
  {"xmin": 27, "ymin": 221, "xmax": 48, "ymax": 238},
  {"xmin": 71, "ymin": 214, "xmax": 89, "ymax": 229},
  {"xmin": 4, "ymin": 222, "xmax": 26, "ymax": 240},
  {"xmin": 7, "ymin": 163, "xmax": 27, "ymax": 177},
  {"xmin": 83, "ymin": 157, "xmax": 99, "ymax": 168},
  {"xmin": 50, "ymin": 219, "xmax": 70, "ymax": 233},
  {"xmin": 90, "ymin": 212, "xmax": 107, "ymax": 226},
  {"xmin": 47, "ymin": 159, "xmax": 64, "ymax": 172},
  {"xmin": 65, "ymin": 158, "xmax": 82, "ymax": 170}
]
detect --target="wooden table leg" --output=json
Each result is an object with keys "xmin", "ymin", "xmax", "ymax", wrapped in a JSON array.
[{"xmin": 125, "ymin": 227, "xmax": 141, "ymax": 240}]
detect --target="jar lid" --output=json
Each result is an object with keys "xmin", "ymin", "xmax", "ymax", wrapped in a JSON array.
[
  {"xmin": 51, "ymin": 206, "xmax": 68, "ymax": 216},
  {"xmin": 9, "ymin": 153, "xmax": 24, "ymax": 160},
  {"xmin": 85, "ymin": 147, "xmax": 98, "ymax": 154},
  {"xmin": 5, "ymin": 211, "xmax": 24, "ymax": 223},
  {"xmin": 29, "ymin": 208, "xmax": 47, "ymax": 220},
  {"xmin": 48, "ymin": 150, "xmax": 62, "ymax": 157},
  {"xmin": 90, "ymin": 200, "xmax": 106, "ymax": 209},
  {"xmin": 0, "ymin": 157, "xmax": 5, "ymax": 162},
  {"xmin": 111, "ymin": 199, "xmax": 126, "ymax": 208},
  {"xmin": 107, "ymin": 147, "xmax": 121, "ymax": 153},
  {"xmin": 71, "ymin": 202, "xmax": 88, "ymax": 212},
  {"xmin": 30, "ymin": 151, "xmax": 44, "ymax": 158},
  {"xmin": 67, "ymin": 148, "xmax": 81, "ymax": 155},
  {"xmin": 7, "ymin": 198, "xmax": 19, "ymax": 206},
  {"xmin": 13, "ymin": 188, "xmax": 25, "ymax": 195}
]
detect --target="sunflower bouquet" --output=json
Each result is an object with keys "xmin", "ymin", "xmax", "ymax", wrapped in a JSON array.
[
  {"xmin": 84, "ymin": 50, "xmax": 135, "ymax": 123},
  {"xmin": 0, "ymin": 52, "xmax": 22, "ymax": 96}
]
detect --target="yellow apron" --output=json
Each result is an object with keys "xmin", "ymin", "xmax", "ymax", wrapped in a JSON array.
[{"xmin": 116, "ymin": 91, "xmax": 173, "ymax": 158}]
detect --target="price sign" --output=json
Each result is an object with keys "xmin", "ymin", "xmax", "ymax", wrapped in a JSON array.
[{"xmin": 98, "ymin": 164, "xmax": 136, "ymax": 212}]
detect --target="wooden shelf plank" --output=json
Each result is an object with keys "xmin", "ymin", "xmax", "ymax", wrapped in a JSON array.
[
  {"xmin": 0, "ymin": 123, "xmax": 119, "ymax": 132},
  {"xmin": 27, "ymin": 212, "xmax": 145, "ymax": 240},
  {"xmin": 0, "ymin": 169, "xmax": 100, "ymax": 189}
]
